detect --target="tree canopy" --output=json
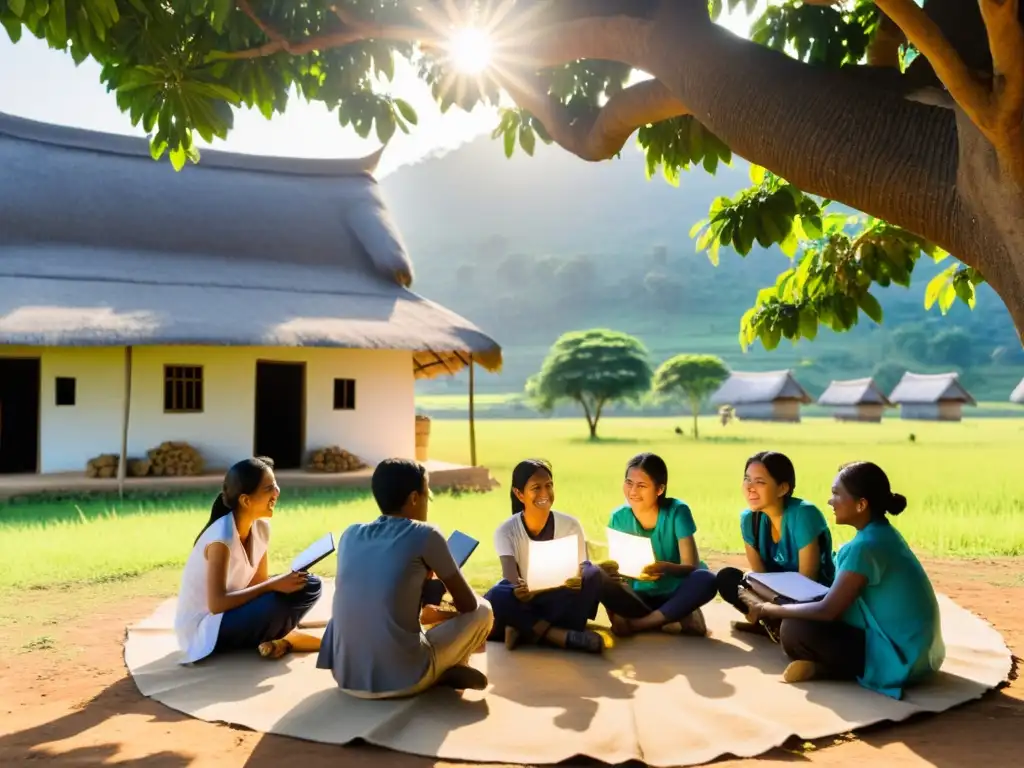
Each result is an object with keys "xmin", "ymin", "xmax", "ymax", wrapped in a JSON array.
[
  {"xmin": 652, "ymin": 354, "xmax": 730, "ymax": 439},
  {"xmin": 527, "ymin": 328, "xmax": 652, "ymax": 438},
  {"xmin": 4, "ymin": 0, "xmax": 1022, "ymax": 345}
]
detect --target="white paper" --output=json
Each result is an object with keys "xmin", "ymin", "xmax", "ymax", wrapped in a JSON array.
[
  {"xmin": 525, "ymin": 536, "xmax": 580, "ymax": 592},
  {"xmin": 746, "ymin": 571, "xmax": 829, "ymax": 603},
  {"xmin": 291, "ymin": 533, "xmax": 335, "ymax": 572},
  {"xmin": 606, "ymin": 527, "xmax": 656, "ymax": 578}
]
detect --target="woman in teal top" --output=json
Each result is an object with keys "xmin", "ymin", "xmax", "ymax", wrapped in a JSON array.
[
  {"xmin": 737, "ymin": 461, "xmax": 946, "ymax": 699},
  {"xmin": 599, "ymin": 453, "xmax": 717, "ymax": 637},
  {"xmin": 716, "ymin": 451, "xmax": 835, "ymax": 630}
]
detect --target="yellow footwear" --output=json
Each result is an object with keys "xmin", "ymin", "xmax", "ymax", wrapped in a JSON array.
[
  {"xmin": 783, "ymin": 660, "xmax": 822, "ymax": 683},
  {"xmin": 258, "ymin": 638, "xmax": 292, "ymax": 659}
]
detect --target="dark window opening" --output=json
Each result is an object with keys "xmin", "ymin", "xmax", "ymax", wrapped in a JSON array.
[
  {"xmin": 333, "ymin": 378, "xmax": 356, "ymax": 410},
  {"xmin": 164, "ymin": 365, "xmax": 204, "ymax": 413},
  {"xmin": 55, "ymin": 377, "xmax": 76, "ymax": 406}
]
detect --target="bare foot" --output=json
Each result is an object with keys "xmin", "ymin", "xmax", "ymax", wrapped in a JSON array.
[
  {"xmin": 610, "ymin": 614, "xmax": 634, "ymax": 637},
  {"xmin": 678, "ymin": 609, "xmax": 707, "ymax": 637},
  {"xmin": 257, "ymin": 638, "xmax": 292, "ymax": 659},
  {"xmin": 783, "ymin": 660, "xmax": 822, "ymax": 683}
]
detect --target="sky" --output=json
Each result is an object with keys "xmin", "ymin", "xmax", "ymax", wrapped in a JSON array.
[{"xmin": 0, "ymin": 9, "xmax": 755, "ymax": 177}]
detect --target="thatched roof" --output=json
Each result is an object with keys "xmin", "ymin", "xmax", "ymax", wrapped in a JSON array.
[
  {"xmin": 888, "ymin": 372, "xmax": 976, "ymax": 405},
  {"xmin": 710, "ymin": 370, "xmax": 811, "ymax": 406},
  {"xmin": 817, "ymin": 377, "xmax": 892, "ymax": 407},
  {"xmin": 1011, "ymin": 378, "xmax": 1024, "ymax": 404},
  {"xmin": 0, "ymin": 112, "xmax": 501, "ymax": 378}
]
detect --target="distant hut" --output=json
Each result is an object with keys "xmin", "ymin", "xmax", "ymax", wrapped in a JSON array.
[
  {"xmin": 817, "ymin": 378, "xmax": 893, "ymax": 423},
  {"xmin": 1011, "ymin": 378, "xmax": 1024, "ymax": 405},
  {"xmin": 710, "ymin": 370, "xmax": 812, "ymax": 423},
  {"xmin": 888, "ymin": 372, "xmax": 977, "ymax": 422}
]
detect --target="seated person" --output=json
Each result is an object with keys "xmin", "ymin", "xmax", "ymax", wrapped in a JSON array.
[
  {"xmin": 485, "ymin": 459, "xmax": 605, "ymax": 654},
  {"xmin": 716, "ymin": 451, "xmax": 835, "ymax": 634},
  {"xmin": 738, "ymin": 461, "xmax": 946, "ymax": 698},
  {"xmin": 600, "ymin": 453, "xmax": 717, "ymax": 637},
  {"xmin": 174, "ymin": 457, "xmax": 322, "ymax": 663},
  {"xmin": 317, "ymin": 459, "xmax": 493, "ymax": 698}
]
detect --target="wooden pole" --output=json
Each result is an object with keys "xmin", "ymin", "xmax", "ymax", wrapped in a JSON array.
[
  {"xmin": 468, "ymin": 353, "xmax": 477, "ymax": 467},
  {"xmin": 117, "ymin": 345, "xmax": 133, "ymax": 500}
]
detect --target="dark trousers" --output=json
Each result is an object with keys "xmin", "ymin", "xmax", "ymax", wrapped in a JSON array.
[
  {"xmin": 715, "ymin": 566, "xmax": 749, "ymax": 614},
  {"xmin": 600, "ymin": 568, "xmax": 717, "ymax": 623},
  {"xmin": 484, "ymin": 561, "xmax": 604, "ymax": 640},
  {"xmin": 214, "ymin": 574, "xmax": 322, "ymax": 653},
  {"xmin": 780, "ymin": 618, "xmax": 866, "ymax": 679}
]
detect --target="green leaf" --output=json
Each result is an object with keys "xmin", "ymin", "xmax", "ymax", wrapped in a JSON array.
[
  {"xmin": 210, "ymin": 0, "xmax": 232, "ymax": 33},
  {"xmin": 375, "ymin": 109, "xmax": 396, "ymax": 144},
  {"xmin": 749, "ymin": 164, "xmax": 766, "ymax": 185},
  {"xmin": 689, "ymin": 218, "xmax": 708, "ymax": 239},
  {"xmin": 924, "ymin": 270, "xmax": 948, "ymax": 309},
  {"xmin": 762, "ymin": 322, "xmax": 782, "ymax": 350},
  {"xmin": 169, "ymin": 144, "xmax": 187, "ymax": 172},
  {"xmin": 47, "ymin": 0, "xmax": 66, "ymax": 41},
  {"xmin": 1, "ymin": 14, "xmax": 22, "ymax": 41},
  {"xmin": 519, "ymin": 123, "xmax": 536, "ymax": 156},
  {"xmin": 779, "ymin": 228, "xmax": 799, "ymax": 259},
  {"xmin": 393, "ymin": 98, "xmax": 418, "ymax": 126},
  {"xmin": 8, "ymin": 0, "xmax": 25, "ymax": 17},
  {"xmin": 798, "ymin": 308, "xmax": 818, "ymax": 340},
  {"xmin": 800, "ymin": 214, "xmax": 823, "ymax": 240},
  {"xmin": 858, "ymin": 292, "xmax": 884, "ymax": 323},
  {"xmin": 938, "ymin": 282, "xmax": 957, "ymax": 314},
  {"xmin": 503, "ymin": 125, "xmax": 516, "ymax": 158}
]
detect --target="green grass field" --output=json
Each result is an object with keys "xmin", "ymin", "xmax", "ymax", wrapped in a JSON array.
[{"xmin": 1, "ymin": 416, "xmax": 1022, "ymax": 597}]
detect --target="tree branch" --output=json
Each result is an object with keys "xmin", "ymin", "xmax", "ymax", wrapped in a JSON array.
[
  {"xmin": 873, "ymin": 0, "xmax": 992, "ymax": 127},
  {"xmin": 499, "ymin": 75, "xmax": 687, "ymax": 161},
  {"xmin": 979, "ymin": 0, "xmax": 1024, "ymax": 134}
]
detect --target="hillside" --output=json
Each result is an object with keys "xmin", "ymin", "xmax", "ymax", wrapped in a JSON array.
[{"xmin": 380, "ymin": 135, "xmax": 1024, "ymax": 405}]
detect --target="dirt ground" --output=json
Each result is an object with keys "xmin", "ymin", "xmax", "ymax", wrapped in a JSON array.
[{"xmin": 1, "ymin": 556, "xmax": 1020, "ymax": 768}]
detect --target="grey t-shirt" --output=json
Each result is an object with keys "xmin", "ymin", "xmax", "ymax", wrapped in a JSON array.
[{"xmin": 316, "ymin": 514, "xmax": 459, "ymax": 694}]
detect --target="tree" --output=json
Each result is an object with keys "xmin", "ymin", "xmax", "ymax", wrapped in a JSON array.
[
  {"xmin": 6, "ymin": 0, "xmax": 1022, "ymax": 343},
  {"xmin": 526, "ymin": 328, "xmax": 652, "ymax": 438},
  {"xmin": 651, "ymin": 354, "xmax": 730, "ymax": 439}
]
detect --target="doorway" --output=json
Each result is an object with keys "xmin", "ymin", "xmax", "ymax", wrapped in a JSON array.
[
  {"xmin": 0, "ymin": 357, "xmax": 41, "ymax": 474},
  {"xmin": 254, "ymin": 361, "xmax": 305, "ymax": 470}
]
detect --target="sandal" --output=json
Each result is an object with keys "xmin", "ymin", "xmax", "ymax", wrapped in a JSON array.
[
  {"xmin": 258, "ymin": 638, "xmax": 293, "ymax": 659},
  {"xmin": 565, "ymin": 629, "xmax": 604, "ymax": 654}
]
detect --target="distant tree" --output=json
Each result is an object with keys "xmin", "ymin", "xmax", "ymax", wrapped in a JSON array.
[
  {"xmin": 555, "ymin": 256, "xmax": 597, "ymax": 297},
  {"xmin": 651, "ymin": 245, "xmax": 668, "ymax": 268},
  {"xmin": 652, "ymin": 354, "xmax": 730, "ymax": 439},
  {"xmin": 527, "ymin": 329, "xmax": 653, "ymax": 439},
  {"xmin": 643, "ymin": 271, "xmax": 685, "ymax": 312}
]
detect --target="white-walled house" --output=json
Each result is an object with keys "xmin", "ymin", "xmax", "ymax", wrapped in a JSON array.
[
  {"xmin": 0, "ymin": 112, "xmax": 501, "ymax": 478},
  {"xmin": 709, "ymin": 370, "xmax": 812, "ymax": 423},
  {"xmin": 888, "ymin": 372, "xmax": 976, "ymax": 422},
  {"xmin": 817, "ymin": 377, "xmax": 893, "ymax": 422}
]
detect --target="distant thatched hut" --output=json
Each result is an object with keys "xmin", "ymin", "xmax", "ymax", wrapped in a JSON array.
[
  {"xmin": 1011, "ymin": 378, "xmax": 1024, "ymax": 405},
  {"xmin": 888, "ymin": 372, "xmax": 976, "ymax": 422},
  {"xmin": 710, "ymin": 370, "xmax": 812, "ymax": 423},
  {"xmin": 817, "ymin": 378, "xmax": 893, "ymax": 423}
]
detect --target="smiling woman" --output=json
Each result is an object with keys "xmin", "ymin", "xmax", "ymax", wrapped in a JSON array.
[{"xmin": 447, "ymin": 27, "xmax": 494, "ymax": 74}]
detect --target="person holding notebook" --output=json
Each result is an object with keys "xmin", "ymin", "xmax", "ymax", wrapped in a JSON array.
[
  {"xmin": 737, "ymin": 461, "xmax": 945, "ymax": 697},
  {"xmin": 485, "ymin": 459, "xmax": 606, "ymax": 654},
  {"xmin": 600, "ymin": 452, "xmax": 717, "ymax": 638},
  {"xmin": 317, "ymin": 459, "xmax": 493, "ymax": 698},
  {"xmin": 715, "ymin": 451, "xmax": 836, "ymax": 633},
  {"xmin": 174, "ymin": 457, "xmax": 323, "ymax": 664}
]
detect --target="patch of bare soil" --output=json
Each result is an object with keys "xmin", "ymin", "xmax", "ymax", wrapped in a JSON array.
[{"xmin": 1, "ymin": 557, "xmax": 1020, "ymax": 767}]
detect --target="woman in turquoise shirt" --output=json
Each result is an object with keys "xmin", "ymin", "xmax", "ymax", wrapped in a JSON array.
[
  {"xmin": 716, "ymin": 451, "xmax": 835, "ymax": 632},
  {"xmin": 737, "ymin": 461, "xmax": 946, "ymax": 699},
  {"xmin": 599, "ymin": 453, "xmax": 717, "ymax": 637}
]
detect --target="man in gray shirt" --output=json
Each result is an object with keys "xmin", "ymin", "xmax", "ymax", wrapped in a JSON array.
[{"xmin": 317, "ymin": 458, "xmax": 493, "ymax": 697}]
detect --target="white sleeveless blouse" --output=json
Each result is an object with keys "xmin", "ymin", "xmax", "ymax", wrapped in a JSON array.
[{"xmin": 174, "ymin": 513, "xmax": 270, "ymax": 663}]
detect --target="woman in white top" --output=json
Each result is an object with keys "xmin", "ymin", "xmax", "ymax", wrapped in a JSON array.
[
  {"xmin": 484, "ymin": 459, "xmax": 605, "ymax": 654},
  {"xmin": 174, "ymin": 456, "xmax": 322, "ymax": 663}
]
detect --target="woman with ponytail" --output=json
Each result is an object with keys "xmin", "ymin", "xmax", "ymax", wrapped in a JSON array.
[
  {"xmin": 174, "ymin": 457, "xmax": 322, "ymax": 664},
  {"xmin": 737, "ymin": 462, "xmax": 945, "ymax": 699},
  {"xmin": 484, "ymin": 459, "xmax": 606, "ymax": 654}
]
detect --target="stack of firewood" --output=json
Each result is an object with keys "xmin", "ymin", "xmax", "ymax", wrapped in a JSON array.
[
  {"xmin": 147, "ymin": 441, "xmax": 204, "ymax": 476},
  {"xmin": 307, "ymin": 446, "xmax": 367, "ymax": 473}
]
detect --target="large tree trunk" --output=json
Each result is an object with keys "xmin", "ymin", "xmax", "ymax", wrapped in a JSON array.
[{"xmin": 624, "ymin": 3, "xmax": 1024, "ymax": 340}]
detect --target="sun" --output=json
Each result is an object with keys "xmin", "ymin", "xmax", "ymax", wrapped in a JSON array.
[{"xmin": 447, "ymin": 27, "xmax": 494, "ymax": 74}]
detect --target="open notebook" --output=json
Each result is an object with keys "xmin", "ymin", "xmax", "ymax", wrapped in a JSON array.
[
  {"xmin": 746, "ymin": 571, "xmax": 829, "ymax": 604},
  {"xmin": 291, "ymin": 533, "xmax": 336, "ymax": 573}
]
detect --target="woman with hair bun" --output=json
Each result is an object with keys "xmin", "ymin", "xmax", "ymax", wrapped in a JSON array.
[{"xmin": 737, "ymin": 462, "xmax": 945, "ymax": 699}]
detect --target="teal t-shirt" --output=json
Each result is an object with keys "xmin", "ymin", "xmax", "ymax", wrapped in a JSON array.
[
  {"xmin": 740, "ymin": 497, "xmax": 836, "ymax": 586},
  {"xmin": 608, "ymin": 498, "xmax": 707, "ymax": 596},
  {"xmin": 836, "ymin": 520, "xmax": 946, "ymax": 699}
]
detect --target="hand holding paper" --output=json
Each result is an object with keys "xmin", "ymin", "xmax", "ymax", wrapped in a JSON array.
[
  {"xmin": 606, "ymin": 527, "xmax": 656, "ymax": 579},
  {"xmin": 525, "ymin": 535, "xmax": 580, "ymax": 592}
]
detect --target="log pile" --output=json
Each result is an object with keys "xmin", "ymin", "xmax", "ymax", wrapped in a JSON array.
[
  {"xmin": 147, "ymin": 441, "xmax": 205, "ymax": 476},
  {"xmin": 85, "ymin": 453, "xmax": 119, "ymax": 478},
  {"xmin": 308, "ymin": 446, "xmax": 367, "ymax": 473}
]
